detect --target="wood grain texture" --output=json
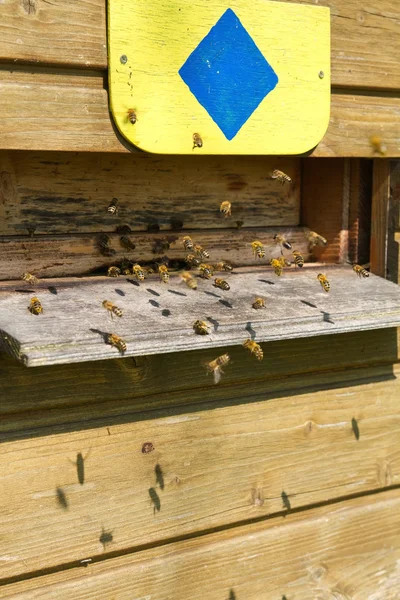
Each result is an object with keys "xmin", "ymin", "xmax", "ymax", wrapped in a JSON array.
[
  {"xmin": 0, "ymin": 227, "xmax": 311, "ymax": 280},
  {"xmin": 1, "ymin": 371, "xmax": 400, "ymax": 581},
  {"xmin": 0, "ymin": 150, "xmax": 300, "ymax": 234},
  {"xmin": 371, "ymin": 160, "xmax": 391, "ymax": 276},
  {"xmin": 0, "ymin": 266, "xmax": 400, "ymax": 367},
  {"xmin": 388, "ymin": 161, "xmax": 400, "ymax": 283},
  {"xmin": 3, "ymin": 489, "xmax": 400, "ymax": 597}
]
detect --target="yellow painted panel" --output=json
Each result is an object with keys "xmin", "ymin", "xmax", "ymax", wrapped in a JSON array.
[{"xmin": 108, "ymin": 0, "xmax": 330, "ymax": 155}]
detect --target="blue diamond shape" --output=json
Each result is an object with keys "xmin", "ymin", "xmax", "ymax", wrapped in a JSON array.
[{"xmin": 179, "ymin": 8, "xmax": 278, "ymax": 141}]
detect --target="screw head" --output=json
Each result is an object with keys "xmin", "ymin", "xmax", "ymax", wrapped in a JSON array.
[
  {"xmin": 318, "ymin": 70, "xmax": 324, "ymax": 79},
  {"xmin": 120, "ymin": 54, "xmax": 128, "ymax": 64}
]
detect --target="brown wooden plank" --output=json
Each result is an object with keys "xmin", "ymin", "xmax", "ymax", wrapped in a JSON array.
[
  {"xmin": 387, "ymin": 160, "xmax": 400, "ymax": 283},
  {"xmin": 2, "ymin": 489, "xmax": 400, "ymax": 596},
  {"xmin": 370, "ymin": 160, "xmax": 391, "ymax": 276},
  {"xmin": 0, "ymin": 150, "xmax": 300, "ymax": 235},
  {"xmin": 1, "ymin": 266, "xmax": 400, "ymax": 367},
  {"xmin": 1, "ymin": 371, "xmax": 400, "ymax": 581}
]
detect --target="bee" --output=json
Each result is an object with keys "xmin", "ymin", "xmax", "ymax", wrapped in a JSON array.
[
  {"xmin": 251, "ymin": 240, "xmax": 265, "ymax": 259},
  {"xmin": 252, "ymin": 297, "xmax": 266, "ymax": 310},
  {"xmin": 97, "ymin": 234, "xmax": 116, "ymax": 257},
  {"xmin": 306, "ymin": 230, "xmax": 327, "ymax": 247},
  {"xmin": 270, "ymin": 258, "xmax": 283, "ymax": 276},
  {"xmin": 199, "ymin": 263, "xmax": 214, "ymax": 279},
  {"xmin": 127, "ymin": 108, "xmax": 137, "ymax": 124},
  {"xmin": 292, "ymin": 250, "xmax": 304, "ymax": 268},
  {"xmin": 270, "ymin": 169, "xmax": 292, "ymax": 185},
  {"xmin": 158, "ymin": 264, "xmax": 169, "ymax": 283},
  {"xmin": 214, "ymin": 278, "xmax": 230, "ymax": 291},
  {"xmin": 182, "ymin": 235, "xmax": 194, "ymax": 251},
  {"xmin": 122, "ymin": 267, "xmax": 131, "ymax": 276},
  {"xmin": 370, "ymin": 135, "xmax": 387, "ymax": 156},
  {"xmin": 214, "ymin": 261, "xmax": 233, "ymax": 273},
  {"xmin": 180, "ymin": 271, "xmax": 197, "ymax": 290},
  {"xmin": 206, "ymin": 353, "xmax": 230, "ymax": 384},
  {"xmin": 352, "ymin": 264, "xmax": 370, "ymax": 278},
  {"xmin": 107, "ymin": 198, "xmax": 119, "ymax": 216},
  {"xmin": 220, "ymin": 201, "xmax": 232, "ymax": 218},
  {"xmin": 193, "ymin": 320, "xmax": 209, "ymax": 335},
  {"xmin": 274, "ymin": 234, "xmax": 292, "ymax": 250},
  {"xmin": 107, "ymin": 266, "xmax": 121, "ymax": 278},
  {"xmin": 194, "ymin": 244, "xmax": 210, "ymax": 259},
  {"xmin": 193, "ymin": 133, "xmax": 203, "ymax": 149},
  {"xmin": 106, "ymin": 333, "xmax": 127, "ymax": 353},
  {"xmin": 102, "ymin": 300, "xmax": 123, "ymax": 318},
  {"xmin": 132, "ymin": 264, "xmax": 145, "ymax": 281},
  {"xmin": 28, "ymin": 297, "xmax": 43, "ymax": 315},
  {"xmin": 185, "ymin": 254, "xmax": 201, "ymax": 268},
  {"xmin": 317, "ymin": 273, "xmax": 330, "ymax": 292},
  {"xmin": 22, "ymin": 272, "xmax": 39, "ymax": 285},
  {"xmin": 119, "ymin": 236, "xmax": 136, "ymax": 251},
  {"xmin": 278, "ymin": 256, "xmax": 291, "ymax": 267},
  {"xmin": 243, "ymin": 339, "xmax": 263, "ymax": 360},
  {"xmin": 145, "ymin": 267, "xmax": 155, "ymax": 276}
]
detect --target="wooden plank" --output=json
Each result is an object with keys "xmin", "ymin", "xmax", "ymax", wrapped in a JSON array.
[
  {"xmin": 0, "ymin": 227, "xmax": 311, "ymax": 280},
  {"xmin": 388, "ymin": 160, "xmax": 400, "ymax": 283},
  {"xmin": 370, "ymin": 160, "xmax": 391, "ymax": 276},
  {"xmin": 0, "ymin": 74, "xmax": 399, "ymax": 156},
  {"xmin": 1, "ymin": 373, "xmax": 400, "ymax": 581},
  {"xmin": 0, "ymin": 150, "xmax": 300, "ymax": 235},
  {"xmin": 0, "ymin": 266, "xmax": 400, "ymax": 367},
  {"xmin": 1, "ymin": 328, "xmax": 398, "ymax": 432},
  {"xmin": 348, "ymin": 159, "xmax": 373, "ymax": 266},
  {"xmin": 3, "ymin": 490, "xmax": 400, "ymax": 596}
]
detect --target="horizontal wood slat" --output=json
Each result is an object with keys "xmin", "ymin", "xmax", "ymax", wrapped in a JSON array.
[
  {"xmin": 0, "ymin": 1, "xmax": 399, "ymax": 91},
  {"xmin": 2, "ymin": 489, "xmax": 400, "ymax": 596}
]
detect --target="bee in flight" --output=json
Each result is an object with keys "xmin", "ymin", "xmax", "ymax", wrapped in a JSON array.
[
  {"xmin": 199, "ymin": 263, "xmax": 214, "ymax": 279},
  {"xmin": 220, "ymin": 201, "xmax": 232, "ymax": 218},
  {"xmin": 107, "ymin": 266, "xmax": 121, "ymax": 278},
  {"xmin": 270, "ymin": 169, "xmax": 292, "ymax": 185},
  {"xmin": 106, "ymin": 333, "xmax": 127, "ymax": 354},
  {"xmin": 206, "ymin": 353, "xmax": 230, "ymax": 384},
  {"xmin": 127, "ymin": 108, "xmax": 137, "ymax": 124},
  {"xmin": 107, "ymin": 198, "xmax": 119, "ymax": 216},
  {"xmin": 185, "ymin": 254, "xmax": 201, "ymax": 268},
  {"xmin": 274, "ymin": 234, "xmax": 292, "ymax": 250},
  {"xmin": 102, "ymin": 300, "xmax": 123, "ymax": 318},
  {"xmin": 119, "ymin": 232, "xmax": 136, "ymax": 251},
  {"xmin": 292, "ymin": 250, "xmax": 304, "ymax": 268},
  {"xmin": 369, "ymin": 135, "xmax": 387, "ymax": 156},
  {"xmin": 214, "ymin": 278, "xmax": 230, "ymax": 291},
  {"xmin": 193, "ymin": 320, "xmax": 210, "ymax": 335},
  {"xmin": 306, "ymin": 230, "xmax": 327, "ymax": 247},
  {"xmin": 194, "ymin": 244, "xmax": 210, "ymax": 259},
  {"xmin": 22, "ymin": 272, "xmax": 39, "ymax": 285},
  {"xmin": 132, "ymin": 264, "xmax": 145, "ymax": 281},
  {"xmin": 251, "ymin": 240, "xmax": 265, "ymax": 259},
  {"xmin": 352, "ymin": 264, "xmax": 369, "ymax": 278},
  {"xmin": 317, "ymin": 273, "xmax": 330, "ymax": 292},
  {"xmin": 180, "ymin": 271, "xmax": 197, "ymax": 290},
  {"xmin": 182, "ymin": 235, "xmax": 194, "ymax": 251},
  {"xmin": 158, "ymin": 264, "xmax": 169, "ymax": 283},
  {"xmin": 278, "ymin": 256, "xmax": 291, "ymax": 267},
  {"xmin": 252, "ymin": 297, "xmax": 266, "ymax": 310},
  {"xmin": 28, "ymin": 297, "xmax": 43, "ymax": 315},
  {"xmin": 270, "ymin": 258, "xmax": 283, "ymax": 276},
  {"xmin": 214, "ymin": 261, "xmax": 233, "ymax": 273},
  {"xmin": 243, "ymin": 339, "xmax": 263, "ymax": 360},
  {"xmin": 97, "ymin": 234, "xmax": 116, "ymax": 257},
  {"xmin": 192, "ymin": 133, "xmax": 203, "ymax": 149}
]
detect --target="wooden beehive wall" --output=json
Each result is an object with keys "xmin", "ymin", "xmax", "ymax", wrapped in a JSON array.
[{"xmin": 0, "ymin": 1, "xmax": 400, "ymax": 598}]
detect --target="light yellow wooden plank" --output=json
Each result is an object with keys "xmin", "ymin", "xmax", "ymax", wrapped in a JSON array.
[{"xmin": 3, "ymin": 490, "xmax": 400, "ymax": 597}]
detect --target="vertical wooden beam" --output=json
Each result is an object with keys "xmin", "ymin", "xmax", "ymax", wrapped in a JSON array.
[{"xmin": 370, "ymin": 160, "xmax": 391, "ymax": 277}]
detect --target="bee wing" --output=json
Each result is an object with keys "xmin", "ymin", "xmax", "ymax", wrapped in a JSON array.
[{"xmin": 213, "ymin": 367, "xmax": 222, "ymax": 385}]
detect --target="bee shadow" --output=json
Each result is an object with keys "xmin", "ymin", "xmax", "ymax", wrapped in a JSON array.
[
  {"xmin": 229, "ymin": 591, "xmax": 237, "ymax": 600},
  {"xmin": 149, "ymin": 299, "xmax": 160, "ymax": 308},
  {"xmin": 321, "ymin": 311, "xmax": 335, "ymax": 324},
  {"xmin": 47, "ymin": 286, "xmax": 58, "ymax": 295},
  {"xmin": 204, "ymin": 290, "xmax": 221, "ymax": 299},
  {"xmin": 89, "ymin": 328, "xmax": 110, "ymax": 344},
  {"xmin": 127, "ymin": 279, "xmax": 140, "ymax": 287},
  {"xmin": 155, "ymin": 464, "xmax": 165, "ymax": 490},
  {"xmin": 14, "ymin": 289, "xmax": 35, "ymax": 294},
  {"xmin": 258, "ymin": 279, "xmax": 275, "ymax": 285},
  {"xmin": 352, "ymin": 417, "xmax": 360, "ymax": 440},
  {"xmin": 149, "ymin": 487, "xmax": 161, "ymax": 514},
  {"xmin": 99, "ymin": 527, "xmax": 113, "ymax": 550},
  {"xmin": 115, "ymin": 289, "xmax": 125, "ymax": 297},
  {"xmin": 162, "ymin": 309, "xmax": 171, "ymax": 317},
  {"xmin": 301, "ymin": 299, "xmax": 317, "ymax": 309},
  {"xmin": 281, "ymin": 491, "xmax": 291, "ymax": 512},
  {"xmin": 207, "ymin": 316, "xmax": 219, "ymax": 332},
  {"xmin": 56, "ymin": 487, "xmax": 68, "ymax": 510},
  {"xmin": 147, "ymin": 288, "xmax": 160, "ymax": 297},
  {"xmin": 219, "ymin": 299, "xmax": 233, "ymax": 309},
  {"xmin": 168, "ymin": 289, "xmax": 187, "ymax": 297},
  {"xmin": 245, "ymin": 322, "xmax": 256, "ymax": 340}
]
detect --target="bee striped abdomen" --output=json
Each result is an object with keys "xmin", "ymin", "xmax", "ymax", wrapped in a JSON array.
[
  {"xmin": 292, "ymin": 251, "xmax": 304, "ymax": 267},
  {"xmin": 214, "ymin": 278, "xmax": 230, "ymax": 291}
]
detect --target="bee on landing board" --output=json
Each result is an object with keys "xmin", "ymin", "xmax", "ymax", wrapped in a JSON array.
[
  {"xmin": 185, "ymin": 254, "xmax": 201, "ymax": 268},
  {"xmin": 192, "ymin": 133, "xmax": 203, "ymax": 149},
  {"xmin": 132, "ymin": 264, "xmax": 145, "ymax": 281},
  {"xmin": 352, "ymin": 264, "xmax": 370, "ymax": 278},
  {"xmin": 182, "ymin": 236, "xmax": 194, "ymax": 252},
  {"xmin": 269, "ymin": 169, "xmax": 292, "ymax": 185},
  {"xmin": 206, "ymin": 353, "xmax": 230, "ymax": 384},
  {"xmin": 28, "ymin": 297, "xmax": 43, "ymax": 315},
  {"xmin": 220, "ymin": 201, "xmax": 232, "ymax": 218},
  {"xmin": 252, "ymin": 297, "xmax": 266, "ymax": 310},
  {"xmin": 106, "ymin": 333, "xmax": 127, "ymax": 354},
  {"xmin": 158, "ymin": 264, "xmax": 169, "ymax": 283},
  {"xmin": 193, "ymin": 320, "xmax": 210, "ymax": 335},
  {"xmin": 270, "ymin": 258, "xmax": 283, "ymax": 276},
  {"xmin": 306, "ymin": 230, "xmax": 327, "ymax": 247},
  {"xmin": 107, "ymin": 266, "xmax": 121, "ymax": 278},
  {"xmin": 243, "ymin": 339, "xmax": 263, "ymax": 360},
  {"xmin": 102, "ymin": 301, "xmax": 123, "ymax": 318},
  {"xmin": 251, "ymin": 240, "xmax": 265, "ymax": 259},
  {"xmin": 292, "ymin": 250, "xmax": 304, "ymax": 268},
  {"xmin": 180, "ymin": 271, "xmax": 197, "ymax": 290},
  {"xmin": 127, "ymin": 109, "xmax": 137, "ymax": 124},
  {"xmin": 214, "ymin": 261, "xmax": 233, "ymax": 273},
  {"xmin": 194, "ymin": 244, "xmax": 210, "ymax": 259},
  {"xmin": 274, "ymin": 234, "xmax": 292, "ymax": 250},
  {"xmin": 22, "ymin": 272, "xmax": 39, "ymax": 285},
  {"xmin": 199, "ymin": 263, "xmax": 214, "ymax": 279},
  {"xmin": 107, "ymin": 198, "xmax": 119, "ymax": 216},
  {"xmin": 317, "ymin": 273, "xmax": 330, "ymax": 292},
  {"xmin": 214, "ymin": 278, "xmax": 230, "ymax": 291}
]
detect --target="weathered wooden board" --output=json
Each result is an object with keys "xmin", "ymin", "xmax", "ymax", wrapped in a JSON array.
[
  {"xmin": 0, "ymin": 1, "xmax": 398, "ymax": 91},
  {"xmin": 0, "ymin": 74, "xmax": 399, "ymax": 155},
  {"xmin": 0, "ymin": 228, "xmax": 311, "ymax": 280},
  {"xmin": 0, "ymin": 266, "xmax": 400, "ymax": 367},
  {"xmin": 371, "ymin": 160, "xmax": 391, "ymax": 277},
  {"xmin": 3, "ymin": 490, "xmax": 400, "ymax": 597},
  {"xmin": 0, "ymin": 151, "xmax": 300, "ymax": 234}
]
